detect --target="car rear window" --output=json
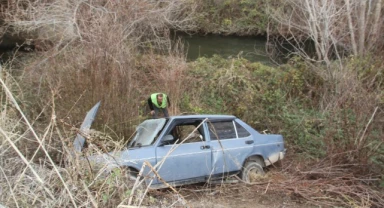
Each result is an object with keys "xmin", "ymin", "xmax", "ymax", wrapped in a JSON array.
[
  {"xmin": 235, "ymin": 121, "xmax": 251, "ymax": 137},
  {"xmin": 208, "ymin": 121, "xmax": 236, "ymax": 140}
]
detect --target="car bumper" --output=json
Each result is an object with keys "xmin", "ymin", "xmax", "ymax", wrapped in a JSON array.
[{"xmin": 264, "ymin": 149, "xmax": 286, "ymax": 166}]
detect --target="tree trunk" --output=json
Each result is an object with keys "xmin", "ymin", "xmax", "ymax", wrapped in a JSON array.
[
  {"xmin": 346, "ymin": 0, "xmax": 357, "ymax": 55},
  {"xmin": 357, "ymin": 0, "xmax": 367, "ymax": 55},
  {"xmin": 368, "ymin": 0, "xmax": 382, "ymax": 51},
  {"xmin": 304, "ymin": 0, "xmax": 322, "ymax": 61}
]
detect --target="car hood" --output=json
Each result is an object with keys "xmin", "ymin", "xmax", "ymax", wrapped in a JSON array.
[
  {"xmin": 85, "ymin": 146, "xmax": 156, "ymax": 173},
  {"xmin": 84, "ymin": 150, "xmax": 125, "ymax": 173}
]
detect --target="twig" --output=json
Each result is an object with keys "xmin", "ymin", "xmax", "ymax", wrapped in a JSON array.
[
  {"xmin": 128, "ymin": 163, "xmax": 147, "ymax": 205},
  {"xmin": 0, "ymin": 77, "xmax": 77, "ymax": 207},
  {"xmin": 0, "ymin": 128, "xmax": 55, "ymax": 200},
  {"xmin": 357, "ymin": 106, "xmax": 378, "ymax": 147},
  {"xmin": 141, "ymin": 161, "xmax": 188, "ymax": 207},
  {"xmin": 82, "ymin": 180, "xmax": 98, "ymax": 208},
  {"xmin": 0, "ymin": 165, "xmax": 20, "ymax": 208},
  {"xmin": 263, "ymin": 181, "xmax": 270, "ymax": 194}
]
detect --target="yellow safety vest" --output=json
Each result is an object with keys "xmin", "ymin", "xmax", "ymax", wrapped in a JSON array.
[{"xmin": 151, "ymin": 93, "xmax": 167, "ymax": 108}]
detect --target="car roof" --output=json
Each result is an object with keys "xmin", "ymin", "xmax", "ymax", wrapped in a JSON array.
[{"xmin": 167, "ymin": 114, "xmax": 236, "ymax": 120}]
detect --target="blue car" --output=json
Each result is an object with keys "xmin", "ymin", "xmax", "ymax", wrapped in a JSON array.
[{"xmin": 74, "ymin": 102, "xmax": 286, "ymax": 188}]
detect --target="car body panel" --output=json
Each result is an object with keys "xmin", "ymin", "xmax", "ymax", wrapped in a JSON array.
[
  {"xmin": 235, "ymin": 118, "xmax": 285, "ymax": 165},
  {"xmin": 73, "ymin": 101, "xmax": 100, "ymax": 152},
  {"xmin": 156, "ymin": 141, "xmax": 211, "ymax": 183},
  {"xmin": 210, "ymin": 137, "xmax": 254, "ymax": 175}
]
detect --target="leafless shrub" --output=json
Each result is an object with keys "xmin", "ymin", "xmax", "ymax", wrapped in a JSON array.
[
  {"xmin": 0, "ymin": 0, "xmax": 197, "ymax": 137},
  {"xmin": 268, "ymin": 0, "xmax": 384, "ymax": 68},
  {"xmin": 267, "ymin": 0, "xmax": 384, "ymax": 176},
  {"xmin": 2, "ymin": 0, "xmax": 197, "ymax": 47},
  {"xmin": 313, "ymin": 57, "xmax": 384, "ymax": 167},
  {"xmin": 0, "ymin": 1, "xmax": 199, "ymax": 205}
]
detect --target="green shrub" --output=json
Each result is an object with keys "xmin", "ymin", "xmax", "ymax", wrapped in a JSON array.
[{"xmin": 186, "ymin": 55, "xmax": 328, "ymax": 157}]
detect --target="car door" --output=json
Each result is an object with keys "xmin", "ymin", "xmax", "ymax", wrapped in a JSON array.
[
  {"xmin": 208, "ymin": 119, "xmax": 254, "ymax": 176},
  {"xmin": 155, "ymin": 119, "xmax": 212, "ymax": 184}
]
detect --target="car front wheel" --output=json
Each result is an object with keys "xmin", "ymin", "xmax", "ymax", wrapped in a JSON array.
[{"xmin": 241, "ymin": 161, "xmax": 265, "ymax": 183}]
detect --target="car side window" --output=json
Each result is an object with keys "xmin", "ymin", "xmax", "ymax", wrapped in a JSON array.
[
  {"xmin": 164, "ymin": 120, "xmax": 205, "ymax": 144},
  {"xmin": 177, "ymin": 125, "xmax": 204, "ymax": 143},
  {"xmin": 235, "ymin": 121, "xmax": 251, "ymax": 137},
  {"xmin": 208, "ymin": 121, "xmax": 236, "ymax": 140}
]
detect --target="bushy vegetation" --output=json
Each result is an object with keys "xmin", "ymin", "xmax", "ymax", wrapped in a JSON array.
[{"xmin": 185, "ymin": 55, "xmax": 383, "ymax": 162}]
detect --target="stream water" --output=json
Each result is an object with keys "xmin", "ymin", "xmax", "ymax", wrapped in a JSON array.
[
  {"xmin": 178, "ymin": 33, "xmax": 272, "ymax": 64},
  {"xmin": 1, "ymin": 33, "xmax": 275, "ymax": 64}
]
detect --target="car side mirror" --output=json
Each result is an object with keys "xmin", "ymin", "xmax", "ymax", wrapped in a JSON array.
[{"xmin": 159, "ymin": 134, "xmax": 174, "ymax": 146}]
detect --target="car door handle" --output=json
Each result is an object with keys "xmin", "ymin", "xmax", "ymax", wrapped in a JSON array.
[
  {"xmin": 245, "ymin": 140, "xmax": 254, "ymax": 144},
  {"xmin": 201, "ymin": 145, "xmax": 210, "ymax": 150}
]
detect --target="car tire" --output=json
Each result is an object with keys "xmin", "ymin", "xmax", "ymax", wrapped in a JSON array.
[
  {"xmin": 123, "ymin": 168, "xmax": 140, "ymax": 181},
  {"xmin": 121, "ymin": 168, "xmax": 146, "ymax": 203},
  {"xmin": 241, "ymin": 161, "xmax": 265, "ymax": 183}
]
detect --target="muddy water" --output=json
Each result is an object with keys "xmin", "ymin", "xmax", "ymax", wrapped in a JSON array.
[
  {"xmin": 1, "ymin": 32, "xmax": 273, "ymax": 64},
  {"xmin": 178, "ymin": 33, "xmax": 271, "ymax": 64}
]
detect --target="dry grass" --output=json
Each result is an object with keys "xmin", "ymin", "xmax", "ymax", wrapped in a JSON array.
[
  {"xmin": 0, "ymin": 62, "xmax": 200, "ymax": 207},
  {"xmin": 258, "ymin": 159, "xmax": 384, "ymax": 207},
  {"xmin": 0, "ymin": 66, "xmax": 185, "ymax": 207},
  {"xmin": 177, "ymin": 159, "xmax": 384, "ymax": 208},
  {"xmin": 0, "ymin": 80, "xmax": 182, "ymax": 207}
]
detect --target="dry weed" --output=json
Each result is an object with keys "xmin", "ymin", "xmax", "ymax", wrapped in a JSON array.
[{"xmin": 0, "ymin": 71, "xmax": 180, "ymax": 207}]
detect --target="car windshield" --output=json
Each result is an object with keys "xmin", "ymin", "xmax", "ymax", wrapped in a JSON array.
[{"xmin": 128, "ymin": 118, "xmax": 167, "ymax": 147}]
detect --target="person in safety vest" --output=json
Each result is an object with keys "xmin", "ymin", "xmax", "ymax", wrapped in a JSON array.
[{"xmin": 147, "ymin": 93, "xmax": 170, "ymax": 118}]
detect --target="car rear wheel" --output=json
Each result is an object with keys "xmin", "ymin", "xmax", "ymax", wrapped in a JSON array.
[{"xmin": 241, "ymin": 161, "xmax": 265, "ymax": 183}]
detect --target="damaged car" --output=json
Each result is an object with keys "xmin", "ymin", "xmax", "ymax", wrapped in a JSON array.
[{"xmin": 74, "ymin": 102, "xmax": 286, "ymax": 188}]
